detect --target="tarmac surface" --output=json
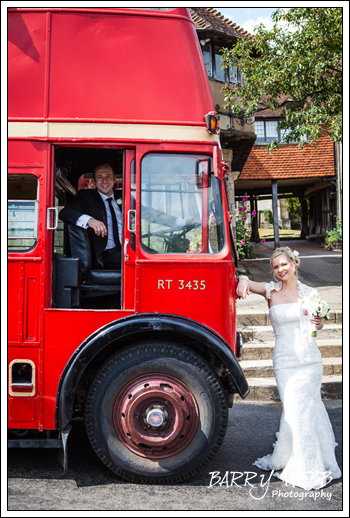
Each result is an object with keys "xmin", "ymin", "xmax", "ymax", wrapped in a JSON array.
[
  {"xmin": 7, "ymin": 401, "xmax": 342, "ymax": 512},
  {"xmin": 7, "ymin": 239, "xmax": 344, "ymax": 512},
  {"xmin": 236, "ymin": 239, "xmax": 343, "ymax": 312}
]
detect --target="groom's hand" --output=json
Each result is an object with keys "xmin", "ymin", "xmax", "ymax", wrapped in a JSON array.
[{"xmin": 88, "ymin": 218, "xmax": 107, "ymax": 238}]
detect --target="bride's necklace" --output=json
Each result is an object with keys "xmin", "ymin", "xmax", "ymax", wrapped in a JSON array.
[{"xmin": 281, "ymin": 283, "xmax": 298, "ymax": 299}]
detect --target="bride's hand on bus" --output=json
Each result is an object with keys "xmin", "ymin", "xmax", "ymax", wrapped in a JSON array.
[
  {"xmin": 236, "ymin": 276, "xmax": 250, "ymax": 299},
  {"xmin": 88, "ymin": 218, "xmax": 108, "ymax": 237}
]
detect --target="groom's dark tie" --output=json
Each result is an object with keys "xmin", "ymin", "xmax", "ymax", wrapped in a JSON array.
[{"xmin": 107, "ymin": 197, "xmax": 121, "ymax": 250}]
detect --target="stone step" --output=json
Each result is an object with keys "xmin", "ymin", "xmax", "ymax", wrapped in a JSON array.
[
  {"xmin": 239, "ymin": 324, "xmax": 342, "ymax": 343},
  {"xmin": 239, "ymin": 357, "xmax": 342, "ymax": 378},
  {"xmin": 237, "ymin": 309, "xmax": 342, "ymax": 327},
  {"xmin": 236, "ymin": 375, "xmax": 342, "ymax": 403},
  {"xmin": 239, "ymin": 339, "xmax": 342, "ymax": 361}
]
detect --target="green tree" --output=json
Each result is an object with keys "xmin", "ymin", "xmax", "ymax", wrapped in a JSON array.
[
  {"xmin": 263, "ymin": 209, "xmax": 274, "ymax": 224},
  {"xmin": 221, "ymin": 8, "xmax": 342, "ymax": 152},
  {"xmin": 286, "ymin": 197, "xmax": 301, "ymax": 217}
]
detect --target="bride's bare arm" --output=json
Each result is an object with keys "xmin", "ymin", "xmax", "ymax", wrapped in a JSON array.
[{"xmin": 236, "ymin": 276, "xmax": 266, "ymax": 299}]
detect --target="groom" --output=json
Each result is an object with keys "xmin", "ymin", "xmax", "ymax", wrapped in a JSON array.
[
  {"xmin": 59, "ymin": 163, "xmax": 123, "ymax": 269},
  {"xmin": 59, "ymin": 163, "xmax": 188, "ymax": 270}
]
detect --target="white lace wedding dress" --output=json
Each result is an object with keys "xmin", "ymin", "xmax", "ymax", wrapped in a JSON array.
[{"xmin": 253, "ymin": 280, "xmax": 341, "ymax": 490}]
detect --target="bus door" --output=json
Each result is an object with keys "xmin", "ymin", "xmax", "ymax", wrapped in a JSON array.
[
  {"xmin": 122, "ymin": 150, "xmax": 137, "ymax": 310},
  {"xmin": 135, "ymin": 146, "xmax": 230, "ymax": 335},
  {"xmin": 51, "ymin": 145, "xmax": 138, "ymax": 312},
  {"xmin": 8, "ymin": 142, "xmax": 48, "ymax": 429}
]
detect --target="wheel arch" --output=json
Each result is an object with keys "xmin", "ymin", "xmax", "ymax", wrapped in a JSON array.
[{"xmin": 56, "ymin": 313, "xmax": 249, "ymax": 429}]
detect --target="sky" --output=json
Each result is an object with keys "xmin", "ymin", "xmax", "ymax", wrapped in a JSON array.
[{"xmin": 215, "ymin": 7, "xmax": 278, "ymax": 34}]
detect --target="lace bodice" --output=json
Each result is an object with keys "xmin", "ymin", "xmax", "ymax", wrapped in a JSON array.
[
  {"xmin": 264, "ymin": 279, "xmax": 320, "ymax": 302},
  {"xmin": 269, "ymin": 302, "xmax": 300, "ymax": 339}
]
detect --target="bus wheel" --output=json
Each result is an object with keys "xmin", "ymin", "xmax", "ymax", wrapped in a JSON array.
[{"xmin": 85, "ymin": 341, "xmax": 228, "ymax": 483}]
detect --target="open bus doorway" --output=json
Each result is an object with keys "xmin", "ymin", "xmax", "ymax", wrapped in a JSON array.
[{"xmin": 53, "ymin": 146, "xmax": 125, "ymax": 310}]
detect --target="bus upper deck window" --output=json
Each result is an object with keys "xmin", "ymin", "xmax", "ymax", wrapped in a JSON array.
[
  {"xmin": 140, "ymin": 153, "xmax": 225, "ymax": 255},
  {"xmin": 8, "ymin": 174, "xmax": 39, "ymax": 252}
]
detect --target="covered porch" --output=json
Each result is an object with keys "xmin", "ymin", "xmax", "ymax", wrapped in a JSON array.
[{"xmin": 234, "ymin": 176, "xmax": 337, "ymax": 247}]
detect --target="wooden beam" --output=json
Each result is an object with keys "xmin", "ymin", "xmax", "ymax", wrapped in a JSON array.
[
  {"xmin": 230, "ymin": 139, "xmax": 256, "ymax": 172},
  {"xmin": 254, "ymin": 193, "xmax": 305, "ymax": 200},
  {"xmin": 272, "ymin": 180, "xmax": 280, "ymax": 248},
  {"xmin": 249, "ymin": 194, "xmax": 259, "ymax": 243},
  {"xmin": 300, "ymin": 196, "xmax": 308, "ymax": 239},
  {"xmin": 235, "ymin": 190, "xmax": 306, "ymax": 197},
  {"xmin": 326, "ymin": 188, "xmax": 331, "ymax": 231}
]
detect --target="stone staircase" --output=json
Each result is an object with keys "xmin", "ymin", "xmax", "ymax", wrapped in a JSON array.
[{"xmin": 236, "ymin": 309, "xmax": 342, "ymax": 403}]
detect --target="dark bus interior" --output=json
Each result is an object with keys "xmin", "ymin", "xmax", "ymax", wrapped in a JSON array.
[{"xmin": 53, "ymin": 146, "xmax": 124, "ymax": 310}]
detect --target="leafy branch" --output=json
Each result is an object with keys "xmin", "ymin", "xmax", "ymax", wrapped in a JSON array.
[{"xmin": 221, "ymin": 8, "xmax": 342, "ymax": 152}]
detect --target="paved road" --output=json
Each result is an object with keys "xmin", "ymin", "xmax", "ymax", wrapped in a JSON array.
[
  {"xmin": 8, "ymin": 401, "xmax": 342, "ymax": 511},
  {"xmin": 239, "ymin": 240, "xmax": 342, "ymax": 286},
  {"xmin": 237, "ymin": 240, "xmax": 342, "ymax": 311}
]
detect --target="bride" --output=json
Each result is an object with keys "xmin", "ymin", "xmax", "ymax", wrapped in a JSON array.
[{"xmin": 236, "ymin": 246, "xmax": 341, "ymax": 490}]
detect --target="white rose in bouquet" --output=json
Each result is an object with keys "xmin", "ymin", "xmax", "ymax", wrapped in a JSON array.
[{"xmin": 316, "ymin": 299, "xmax": 331, "ymax": 320}]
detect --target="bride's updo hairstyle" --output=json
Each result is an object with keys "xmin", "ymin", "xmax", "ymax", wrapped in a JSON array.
[{"xmin": 270, "ymin": 247, "xmax": 300, "ymax": 279}]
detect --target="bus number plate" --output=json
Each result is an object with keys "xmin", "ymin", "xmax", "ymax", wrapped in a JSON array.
[{"xmin": 158, "ymin": 280, "xmax": 206, "ymax": 290}]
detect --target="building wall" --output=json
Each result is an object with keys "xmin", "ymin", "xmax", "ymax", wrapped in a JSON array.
[
  {"xmin": 222, "ymin": 148, "xmax": 236, "ymax": 227},
  {"xmin": 209, "ymin": 80, "xmax": 255, "ymax": 133},
  {"xmin": 209, "ymin": 78, "xmax": 255, "ymax": 230}
]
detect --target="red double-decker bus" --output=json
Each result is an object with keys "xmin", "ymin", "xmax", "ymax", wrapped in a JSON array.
[{"xmin": 8, "ymin": 7, "xmax": 248, "ymax": 483}]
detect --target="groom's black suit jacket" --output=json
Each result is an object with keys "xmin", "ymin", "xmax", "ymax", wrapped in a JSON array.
[
  {"xmin": 59, "ymin": 188, "xmax": 179, "ymax": 268},
  {"xmin": 59, "ymin": 189, "xmax": 119, "ymax": 268}
]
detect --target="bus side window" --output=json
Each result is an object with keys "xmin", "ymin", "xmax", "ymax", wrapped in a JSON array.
[{"xmin": 8, "ymin": 175, "xmax": 39, "ymax": 252}]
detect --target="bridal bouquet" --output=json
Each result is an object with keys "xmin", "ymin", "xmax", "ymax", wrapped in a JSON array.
[{"xmin": 301, "ymin": 295, "xmax": 331, "ymax": 337}]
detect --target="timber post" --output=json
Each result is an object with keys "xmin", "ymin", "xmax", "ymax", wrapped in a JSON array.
[
  {"xmin": 272, "ymin": 180, "xmax": 280, "ymax": 248},
  {"xmin": 299, "ymin": 196, "xmax": 308, "ymax": 239}
]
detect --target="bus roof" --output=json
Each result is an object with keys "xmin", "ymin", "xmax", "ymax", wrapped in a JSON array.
[{"xmin": 8, "ymin": 8, "xmax": 215, "ymax": 127}]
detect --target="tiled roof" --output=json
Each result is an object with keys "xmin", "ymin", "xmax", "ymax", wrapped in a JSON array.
[
  {"xmin": 255, "ymin": 94, "xmax": 287, "ymax": 118},
  {"xmin": 240, "ymin": 134, "xmax": 335, "ymax": 180},
  {"xmin": 190, "ymin": 8, "xmax": 252, "ymax": 40},
  {"xmin": 255, "ymin": 106, "xmax": 284, "ymax": 118}
]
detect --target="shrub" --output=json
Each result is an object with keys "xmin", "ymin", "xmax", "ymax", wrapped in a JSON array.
[
  {"xmin": 286, "ymin": 197, "xmax": 301, "ymax": 218},
  {"xmin": 325, "ymin": 218, "xmax": 342, "ymax": 244},
  {"xmin": 236, "ymin": 197, "xmax": 256, "ymax": 260},
  {"xmin": 263, "ymin": 209, "xmax": 274, "ymax": 225}
]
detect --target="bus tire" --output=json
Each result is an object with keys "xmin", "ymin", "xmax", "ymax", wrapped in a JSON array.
[{"xmin": 85, "ymin": 341, "xmax": 228, "ymax": 484}]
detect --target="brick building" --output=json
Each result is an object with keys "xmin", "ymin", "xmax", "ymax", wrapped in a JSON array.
[
  {"xmin": 190, "ymin": 8, "xmax": 257, "ymax": 219},
  {"xmin": 237, "ymin": 121, "xmax": 339, "ymax": 243},
  {"xmin": 191, "ymin": 8, "xmax": 341, "ymax": 244}
]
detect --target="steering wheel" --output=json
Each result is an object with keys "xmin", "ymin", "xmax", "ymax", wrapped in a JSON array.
[{"xmin": 141, "ymin": 222, "xmax": 201, "ymax": 240}]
